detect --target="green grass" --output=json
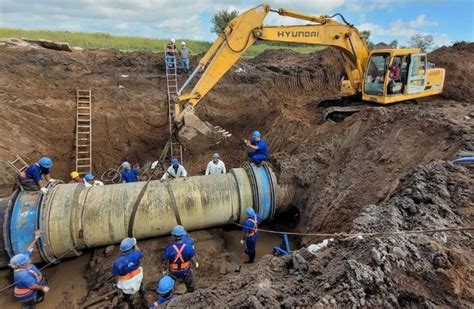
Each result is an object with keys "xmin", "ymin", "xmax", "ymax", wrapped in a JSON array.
[{"xmin": 0, "ymin": 28, "xmax": 324, "ymax": 57}]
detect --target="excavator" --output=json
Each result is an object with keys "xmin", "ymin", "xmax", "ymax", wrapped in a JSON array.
[{"xmin": 173, "ymin": 3, "xmax": 445, "ymax": 150}]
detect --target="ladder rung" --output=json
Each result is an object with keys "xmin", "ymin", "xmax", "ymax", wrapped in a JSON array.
[
  {"xmin": 76, "ymin": 165, "xmax": 91, "ymax": 168},
  {"xmin": 77, "ymin": 158, "xmax": 91, "ymax": 161},
  {"xmin": 77, "ymin": 125, "xmax": 91, "ymax": 128},
  {"xmin": 78, "ymin": 138, "xmax": 89, "ymax": 141},
  {"xmin": 77, "ymin": 145, "xmax": 90, "ymax": 147},
  {"xmin": 78, "ymin": 151, "xmax": 90, "ymax": 154}
]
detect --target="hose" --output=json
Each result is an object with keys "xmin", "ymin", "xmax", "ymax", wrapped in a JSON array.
[
  {"xmin": 329, "ymin": 13, "xmax": 353, "ymax": 27},
  {"xmin": 223, "ymin": 31, "xmax": 253, "ymax": 54},
  {"xmin": 100, "ymin": 168, "xmax": 122, "ymax": 184}
]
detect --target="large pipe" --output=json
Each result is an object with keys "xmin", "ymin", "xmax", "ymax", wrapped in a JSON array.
[{"xmin": 0, "ymin": 163, "xmax": 292, "ymax": 267}]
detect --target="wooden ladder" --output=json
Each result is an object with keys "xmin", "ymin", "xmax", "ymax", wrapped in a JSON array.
[
  {"xmin": 8, "ymin": 153, "xmax": 29, "ymax": 175},
  {"xmin": 75, "ymin": 89, "xmax": 92, "ymax": 175},
  {"xmin": 164, "ymin": 44, "xmax": 184, "ymax": 164}
]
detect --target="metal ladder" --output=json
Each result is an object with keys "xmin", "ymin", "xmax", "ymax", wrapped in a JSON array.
[
  {"xmin": 164, "ymin": 44, "xmax": 183, "ymax": 164},
  {"xmin": 75, "ymin": 89, "xmax": 92, "ymax": 175},
  {"xmin": 8, "ymin": 153, "xmax": 29, "ymax": 175}
]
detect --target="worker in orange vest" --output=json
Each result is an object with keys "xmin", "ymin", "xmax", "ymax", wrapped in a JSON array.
[
  {"xmin": 241, "ymin": 208, "xmax": 261, "ymax": 264},
  {"xmin": 163, "ymin": 225, "xmax": 199, "ymax": 293},
  {"xmin": 9, "ymin": 230, "xmax": 50, "ymax": 308}
]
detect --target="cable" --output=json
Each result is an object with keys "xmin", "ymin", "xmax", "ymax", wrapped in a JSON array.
[
  {"xmin": 223, "ymin": 31, "xmax": 253, "ymax": 54},
  {"xmin": 100, "ymin": 168, "xmax": 121, "ymax": 184},
  {"xmin": 0, "ymin": 250, "xmax": 73, "ymax": 293},
  {"xmin": 329, "ymin": 13, "xmax": 353, "ymax": 27},
  {"xmin": 233, "ymin": 223, "xmax": 474, "ymax": 238}
]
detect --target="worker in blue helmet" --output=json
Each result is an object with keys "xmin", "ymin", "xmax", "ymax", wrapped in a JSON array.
[
  {"xmin": 161, "ymin": 158, "xmax": 187, "ymax": 181},
  {"xmin": 241, "ymin": 208, "xmax": 261, "ymax": 264},
  {"xmin": 112, "ymin": 237, "xmax": 145, "ymax": 305},
  {"xmin": 120, "ymin": 161, "xmax": 139, "ymax": 183},
  {"xmin": 163, "ymin": 225, "xmax": 199, "ymax": 293},
  {"xmin": 18, "ymin": 156, "xmax": 54, "ymax": 193},
  {"xmin": 83, "ymin": 173, "xmax": 104, "ymax": 188},
  {"xmin": 149, "ymin": 275, "xmax": 176, "ymax": 308},
  {"xmin": 9, "ymin": 230, "xmax": 50, "ymax": 308},
  {"xmin": 244, "ymin": 131, "xmax": 269, "ymax": 165}
]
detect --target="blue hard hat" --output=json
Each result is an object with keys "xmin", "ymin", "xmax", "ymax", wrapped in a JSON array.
[
  {"xmin": 251, "ymin": 131, "xmax": 261, "ymax": 139},
  {"xmin": 157, "ymin": 275, "xmax": 175, "ymax": 295},
  {"xmin": 9, "ymin": 253, "xmax": 30, "ymax": 269},
  {"xmin": 171, "ymin": 225, "xmax": 185, "ymax": 237},
  {"xmin": 246, "ymin": 207, "xmax": 256, "ymax": 217},
  {"xmin": 120, "ymin": 237, "xmax": 137, "ymax": 251},
  {"xmin": 84, "ymin": 173, "xmax": 94, "ymax": 181},
  {"xmin": 121, "ymin": 161, "xmax": 131, "ymax": 170},
  {"xmin": 38, "ymin": 157, "xmax": 53, "ymax": 169},
  {"xmin": 171, "ymin": 158, "xmax": 179, "ymax": 165}
]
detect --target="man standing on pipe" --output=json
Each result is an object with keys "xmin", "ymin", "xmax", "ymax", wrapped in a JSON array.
[
  {"xmin": 163, "ymin": 225, "xmax": 199, "ymax": 293},
  {"xmin": 18, "ymin": 157, "xmax": 54, "ymax": 193},
  {"xmin": 9, "ymin": 230, "xmax": 50, "ymax": 308},
  {"xmin": 241, "ymin": 208, "xmax": 261, "ymax": 264},
  {"xmin": 112, "ymin": 237, "xmax": 145, "ymax": 305}
]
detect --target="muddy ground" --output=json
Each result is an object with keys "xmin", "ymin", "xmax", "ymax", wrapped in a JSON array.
[{"xmin": 0, "ymin": 42, "xmax": 472, "ymax": 307}]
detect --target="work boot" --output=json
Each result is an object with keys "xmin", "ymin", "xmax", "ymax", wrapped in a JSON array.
[{"xmin": 244, "ymin": 254, "xmax": 255, "ymax": 264}]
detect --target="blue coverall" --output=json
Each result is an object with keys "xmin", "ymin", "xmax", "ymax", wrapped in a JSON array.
[{"xmin": 247, "ymin": 140, "xmax": 269, "ymax": 163}]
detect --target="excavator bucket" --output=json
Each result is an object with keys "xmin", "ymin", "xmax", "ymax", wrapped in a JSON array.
[{"xmin": 177, "ymin": 113, "xmax": 232, "ymax": 152}]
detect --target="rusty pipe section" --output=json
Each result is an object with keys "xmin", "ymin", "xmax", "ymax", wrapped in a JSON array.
[{"xmin": 0, "ymin": 163, "xmax": 292, "ymax": 267}]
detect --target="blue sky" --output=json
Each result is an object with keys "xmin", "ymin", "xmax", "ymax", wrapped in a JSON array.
[{"xmin": 0, "ymin": 0, "xmax": 472, "ymax": 48}]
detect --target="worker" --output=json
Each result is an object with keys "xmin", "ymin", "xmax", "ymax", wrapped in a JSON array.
[
  {"xmin": 83, "ymin": 173, "xmax": 104, "ymax": 188},
  {"xmin": 69, "ymin": 171, "xmax": 82, "ymax": 183},
  {"xmin": 244, "ymin": 131, "xmax": 269, "ymax": 164},
  {"xmin": 179, "ymin": 41, "xmax": 193, "ymax": 73},
  {"xmin": 160, "ymin": 158, "xmax": 187, "ymax": 181},
  {"xmin": 241, "ymin": 207, "xmax": 261, "ymax": 264},
  {"xmin": 165, "ymin": 38, "xmax": 177, "ymax": 68},
  {"xmin": 9, "ymin": 230, "xmax": 50, "ymax": 308},
  {"xmin": 389, "ymin": 63, "xmax": 401, "ymax": 81},
  {"xmin": 112, "ymin": 237, "xmax": 145, "ymax": 305},
  {"xmin": 205, "ymin": 153, "xmax": 226, "ymax": 176},
  {"xmin": 163, "ymin": 225, "xmax": 199, "ymax": 293},
  {"xmin": 120, "ymin": 161, "xmax": 139, "ymax": 183},
  {"xmin": 149, "ymin": 276, "xmax": 176, "ymax": 308},
  {"xmin": 19, "ymin": 157, "xmax": 54, "ymax": 193},
  {"xmin": 174, "ymin": 225, "xmax": 196, "ymax": 250}
]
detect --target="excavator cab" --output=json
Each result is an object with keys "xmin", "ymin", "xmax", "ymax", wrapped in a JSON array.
[{"xmin": 362, "ymin": 49, "xmax": 445, "ymax": 104}]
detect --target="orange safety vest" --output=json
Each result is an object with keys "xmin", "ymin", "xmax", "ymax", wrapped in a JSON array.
[
  {"xmin": 247, "ymin": 217, "xmax": 258, "ymax": 237},
  {"xmin": 118, "ymin": 267, "xmax": 141, "ymax": 281},
  {"xmin": 169, "ymin": 244, "xmax": 190, "ymax": 271},
  {"xmin": 14, "ymin": 268, "xmax": 42, "ymax": 297}
]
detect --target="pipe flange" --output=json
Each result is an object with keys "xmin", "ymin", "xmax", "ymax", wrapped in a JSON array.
[{"xmin": 241, "ymin": 162, "xmax": 260, "ymax": 214}]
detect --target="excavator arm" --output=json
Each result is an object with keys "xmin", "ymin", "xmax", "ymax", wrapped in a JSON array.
[{"xmin": 174, "ymin": 3, "xmax": 370, "ymax": 150}]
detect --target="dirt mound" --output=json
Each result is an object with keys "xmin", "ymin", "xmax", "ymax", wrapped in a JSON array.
[
  {"xmin": 429, "ymin": 42, "xmax": 474, "ymax": 102},
  {"xmin": 170, "ymin": 161, "xmax": 473, "ymax": 308},
  {"xmin": 0, "ymin": 42, "xmax": 473, "ymax": 308}
]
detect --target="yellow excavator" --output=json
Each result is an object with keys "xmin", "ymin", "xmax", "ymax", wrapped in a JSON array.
[{"xmin": 173, "ymin": 3, "xmax": 445, "ymax": 150}]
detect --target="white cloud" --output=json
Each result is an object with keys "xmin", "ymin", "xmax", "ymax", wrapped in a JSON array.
[
  {"xmin": 358, "ymin": 14, "xmax": 447, "ymax": 48},
  {"xmin": 408, "ymin": 14, "xmax": 438, "ymax": 28}
]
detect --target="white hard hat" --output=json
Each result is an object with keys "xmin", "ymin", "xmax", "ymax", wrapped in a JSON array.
[
  {"xmin": 181, "ymin": 41, "xmax": 186, "ymax": 45},
  {"xmin": 171, "ymin": 38, "xmax": 175, "ymax": 43}
]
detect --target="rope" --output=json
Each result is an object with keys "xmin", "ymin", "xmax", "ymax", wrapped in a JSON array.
[
  {"xmin": 232, "ymin": 223, "xmax": 474, "ymax": 238},
  {"xmin": 0, "ymin": 250, "xmax": 73, "ymax": 293},
  {"xmin": 100, "ymin": 168, "xmax": 121, "ymax": 184}
]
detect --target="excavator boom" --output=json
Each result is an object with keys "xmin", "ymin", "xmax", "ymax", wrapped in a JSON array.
[{"xmin": 174, "ymin": 3, "xmax": 443, "ymax": 151}]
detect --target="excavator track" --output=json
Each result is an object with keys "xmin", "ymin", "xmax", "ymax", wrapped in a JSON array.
[{"xmin": 317, "ymin": 96, "xmax": 368, "ymax": 122}]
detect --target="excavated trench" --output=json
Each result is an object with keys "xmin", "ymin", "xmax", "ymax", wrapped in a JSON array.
[{"xmin": 0, "ymin": 43, "xmax": 473, "ymax": 307}]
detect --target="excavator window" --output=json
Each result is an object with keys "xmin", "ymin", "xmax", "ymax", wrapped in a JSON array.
[{"xmin": 364, "ymin": 53, "xmax": 390, "ymax": 96}]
